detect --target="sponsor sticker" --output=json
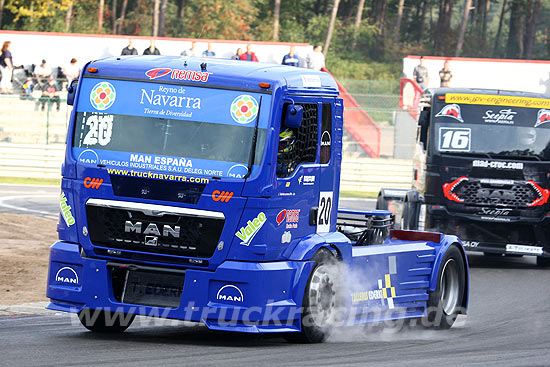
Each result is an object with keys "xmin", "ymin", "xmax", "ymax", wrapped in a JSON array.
[
  {"xmin": 462, "ymin": 241, "xmax": 479, "ymax": 248},
  {"xmin": 472, "ymin": 160, "xmax": 524, "ymax": 170},
  {"xmin": 535, "ymin": 109, "xmax": 550, "ymax": 128},
  {"xmin": 90, "ymin": 82, "xmax": 116, "ymax": 110},
  {"xmin": 235, "ymin": 212, "xmax": 267, "ymax": 246},
  {"xmin": 282, "ymin": 231, "xmax": 292, "ymax": 244},
  {"xmin": 301, "ymin": 74, "xmax": 322, "ymax": 88},
  {"xmin": 83, "ymin": 177, "xmax": 103, "ymax": 189},
  {"xmin": 298, "ymin": 175, "xmax": 315, "ymax": 186},
  {"xmin": 446, "ymin": 93, "xmax": 550, "ymax": 109},
  {"xmin": 230, "ymin": 95, "xmax": 259, "ymax": 124},
  {"xmin": 483, "ymin": 109, "xmax": 516, "ymax": 124},
  {"xmin": 351, "ymin": 256, "xmax": 397, "ymax": 309},
  {"xmin": 59, "ymin": 192, "xmax": 75, "ymax": 226},
  {"xmin": 276, "ymin": 209, "xmax": 300, "ymax": 229},
  {"xmin": 212, "ymin": 190, "xmax": 233, "ymax": 203},
  {"xmin": 435, "ymin": 104, "xmax": 464, "ymax": 122},
  {"xmin": 506, "ymin": 244, "xmax": 543, "ymax": 255},
  {"xmin": 145, "ymin": 68, "xmax": 211, "ymax": 82}
]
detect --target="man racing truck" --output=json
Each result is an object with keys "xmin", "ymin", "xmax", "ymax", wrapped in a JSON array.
[
  {"xmin": 379, "ymin": 88, "xmax": 550, "ymax": 267},
  {"xmin": 47, "ymin": 56, "xmax": 468, "ymax": 342}
]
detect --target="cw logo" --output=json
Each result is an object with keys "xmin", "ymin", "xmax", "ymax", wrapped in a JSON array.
[
  {"xmin": 84, "ymin": 177, "xmax": 103, "ymax": 189},
  {"xmin": 212, "ymin": 190, "xmax": 233, "ymax": 203}
]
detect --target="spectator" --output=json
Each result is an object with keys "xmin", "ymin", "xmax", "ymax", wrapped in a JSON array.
[
  {"xmin": 282, "ymin": 46, "xmax": 300, "ymax": 67},
  {"xmin": 240, "ymin": 44, "xmax": 258, "ymax": 62},
  {"xmin": 0, "ymin": 41, "xmax": 13, "ymax": 94},
  {"xmin": 307, "ymin": 45, "xmax": 325, "ymax": 71},
  {"xmin": 63, "ymin": 58, "xmax": 80, "ymax": 85},
  {"xmin": 439, "ymin": 60, "xmax": 453, "ymax": 87},
  {"xmin": 35, "ymin": 59, "xmax": 51, "ymax": 88},
  {"xmin": 38, "ymin": 76, "xmax": 61, "ymax": 111},
  {"xmin": 121, "ymin": 39, "xmax": 138, "ymax": 56},
  {"xmin": 232, "ymin": 48, "xmax": 243, "ymax": 60},
  {"xmin": 413, "ymin": 56, "xmax": 429, "ymax": 89},
  {"xmin": 143, "ymin": 40, "xmax": 160, "ymax": 55},
  {"xmin": 181, "ymin": 41, "xmax": 199, "ymax": 57},
  {"xmin": 202, "ymin": 42, "xmax": 216, "ymax": 57}
]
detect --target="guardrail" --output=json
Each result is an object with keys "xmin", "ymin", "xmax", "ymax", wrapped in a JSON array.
[{"xmin": 0, "ymin": 143, "xmax": 412, "ymax": 193}]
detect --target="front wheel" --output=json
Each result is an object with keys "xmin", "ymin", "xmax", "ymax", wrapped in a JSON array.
[
  {"xmin": 425, "ymin": 245, "xmax": 466, "ymax": 329},
  {"xmin": 286, "ymin": 248, "xmax": 339, "ymax": 343},
  {"xmin": 78, "ymin": 308, "xmax": 135, "ymax": 333}
]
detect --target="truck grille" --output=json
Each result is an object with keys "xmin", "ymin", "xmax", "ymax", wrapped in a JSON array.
[
  {"xmin": 451, "ymin": 179, "xmax": 540, "ymax": 208},
  {"xmin": 86, "ymin": 199, "xmax": 224, "ymax": 258}
]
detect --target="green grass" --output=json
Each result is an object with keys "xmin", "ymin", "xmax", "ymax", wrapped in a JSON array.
[{"xmin": 0, "ymin": 176, "xmax": 60, "ymax": 186}]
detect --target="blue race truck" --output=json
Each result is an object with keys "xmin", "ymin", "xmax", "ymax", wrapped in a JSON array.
[{"xmin": 47, "ymin": 56, "xmax": 469, "ymax": 343}]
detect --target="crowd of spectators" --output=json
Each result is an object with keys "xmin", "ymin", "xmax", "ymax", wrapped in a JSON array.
[{"xmin": 0, "ymin": 38, "xmax": 330, "ymax": 110}]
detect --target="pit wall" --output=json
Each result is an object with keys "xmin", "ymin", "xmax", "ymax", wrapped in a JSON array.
[{"xmin": 403, "ymin": 55, "xmax": 550, "ymax": 95}]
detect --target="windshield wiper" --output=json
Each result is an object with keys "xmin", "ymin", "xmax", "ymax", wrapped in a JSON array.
[
  {"xmin": 441, "ymin": 151, "xmax": 492, "ymax": 159},
  {"xmin": 243, "ymin": 96, "xmax": 262, "ymax": 179},
  {"xmin": 488, "ymin": 150, "xmax": 542, "ymax": 161}
]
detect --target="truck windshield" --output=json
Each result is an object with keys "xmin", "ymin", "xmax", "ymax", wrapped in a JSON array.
[
  {"xmin": 433, "ymin": 100, "xmax": 550, "ymax": 161},
  {"xmin": 72, "ymin": 77, "xmax": 271, "ymax": 178}
]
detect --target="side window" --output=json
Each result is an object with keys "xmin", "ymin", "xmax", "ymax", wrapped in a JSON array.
[
  {"xmin": 277, "ymin": 103, "xmax": 318, "ymax": 178},
  {"xmin": 320, "ymin": 103, "xmax": 332, "ymax": 164}
]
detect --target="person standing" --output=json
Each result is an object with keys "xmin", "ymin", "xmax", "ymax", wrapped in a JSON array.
[
  {"xmin": 307, "ymin": 45, "xmax": 325, "ymax": 71},
  {"xmin": 121, "ymin": 39, "xmax": 138, "ymax": 56},
  {"xmin": 240, "ymin": 44, "xmax": 259, "ymax": 62},
  {"xmin": 143, "ymin": 40, "xmax": 160, "ymax": 55},
  {"xmin": 62, "ymin": 58, "xmax": 80, "ymax": 87},
  {"xmin": 182, "ymin": 41, "xmax": 199, "ymax": 57},
  {"xmin": 0, "ymin": 41, "xmax": 13, "ymax": 94},
  {"xmin": 282, "ymin": 46, "xmax": 300, "ymax": 67},
  {"xmin": 439, "ymin": 60, "xmax": 453, "ymax": 87},
  {"xmin": 413, "ymin": 56, "xmax": 429, "ymax": 89},
  {"xmin": 232, "ymin": 48, "xmax": 243, "ymax": 60},
  {"xmin": 202, "ymin": 43, "xmax": 216, "ymax": 57}
]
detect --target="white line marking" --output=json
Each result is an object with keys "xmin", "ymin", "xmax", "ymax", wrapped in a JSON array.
[{"xmin": 0, "ymin": 194, "xmax": 58, "ymax": 215}]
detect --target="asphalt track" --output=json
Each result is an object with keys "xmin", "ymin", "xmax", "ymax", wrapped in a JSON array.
[{"xmin": 1, "ymin": 184, "xmax": 549, "ymax": 366}]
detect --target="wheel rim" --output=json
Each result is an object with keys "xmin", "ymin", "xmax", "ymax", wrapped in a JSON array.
[
  {"xmin": 439, "ymin": 258, "xmax": 460, "ymax": 315},
  {"xmin": 308, "ymin": 264, "xmax": 336, "ymax": 327}
]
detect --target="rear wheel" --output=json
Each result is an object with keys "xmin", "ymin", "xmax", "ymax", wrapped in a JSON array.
[
  {"xmin": 425, "ymin": 245, "xmax": 466, "ymax": 329},
  {"xmin": 537, "ymin": 256, "xmax": 550, "ymax": 268},
  {"xmin": 78, "ymin": 309, "xmax": 135, "ymax": 333},
  {"xmin": 376, "ymin": 192, "xmax": 388, "ymax": 210},
  {"xmin": 286, "ymin": 248, "xmax": 339, "ymax": 343}
]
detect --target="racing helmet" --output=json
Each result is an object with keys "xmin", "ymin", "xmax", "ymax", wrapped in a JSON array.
[
  {"xmin": 277, "ymin": 128, "xmax": 297, "ymax": 176},
  {"xmin": 519, "ymin": 128, "xmax": 537, "ymax": 145}
]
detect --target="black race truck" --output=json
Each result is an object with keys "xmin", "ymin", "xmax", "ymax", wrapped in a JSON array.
[{"xmin": 378, "ymin": 88, "xmax": 550, "ymax": 267}]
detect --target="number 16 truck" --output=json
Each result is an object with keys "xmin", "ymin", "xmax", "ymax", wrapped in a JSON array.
[{"xmin": 47, "ymin": 56, "xmax": 468, "ymax": 342}]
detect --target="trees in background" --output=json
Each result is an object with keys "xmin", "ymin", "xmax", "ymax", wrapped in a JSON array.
[{"xmin": 0, "ymin": 0, "xmax": 549, "ymax": 63}]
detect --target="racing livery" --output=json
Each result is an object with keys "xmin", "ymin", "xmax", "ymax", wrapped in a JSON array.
[
  {"xmin": 379, "ymin": 88, "xmax": 550, "ymax": 267},
  {"xmin": 47, "ymin": 56, "xmax": 468, "ymax": 342}
]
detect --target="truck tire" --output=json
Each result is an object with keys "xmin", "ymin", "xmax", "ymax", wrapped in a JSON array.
[
  {"xmin": 78, "ymin": 308, "xmax": 135, "ymax": 333},
  {"xmin": 537, "ymin": 256, "xmax": 550, "ymax": 268},
  {"xmin": 286, "ymin": 248, "xmax": 339, "ymax": 343},
  {"xmin": 425, "ymin": 244, "xmax": 466, "ymax": 329}
]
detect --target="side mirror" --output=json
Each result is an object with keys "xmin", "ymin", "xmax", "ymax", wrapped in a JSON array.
[
  {"xmin": 284, "ymin": 104, "xmax": 303, "ymax": 129},
  {"xmin": 67, "ymin": 79, "xmax": 78, "ymax": 106},
  {"xmin": 418, "ymin": 109, "xmax": 430, "ymax": 150}
]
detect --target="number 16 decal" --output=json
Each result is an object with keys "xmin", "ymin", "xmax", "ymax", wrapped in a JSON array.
[{"xmin": 317, "ymin": 191, "xmax": 333, "ymax": 233}]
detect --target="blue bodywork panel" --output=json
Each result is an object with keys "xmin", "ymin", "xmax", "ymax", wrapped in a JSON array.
[{"xmin": 47, "ymin": 56, "xmax": 468, "ymax": 333}]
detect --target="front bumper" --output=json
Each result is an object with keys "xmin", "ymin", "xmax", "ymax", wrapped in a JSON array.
[{"xmin": 47, "ymin": 241, "xmax": 313, "ymax": 333}]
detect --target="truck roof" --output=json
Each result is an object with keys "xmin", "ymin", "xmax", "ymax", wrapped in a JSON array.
[
  {"xmin": 84, "ymin": 55, "xmax": 340, "ymax": 96},
  {"xmin": 427, "ymin": 87, "xmax": 549, "ymax": 99}
]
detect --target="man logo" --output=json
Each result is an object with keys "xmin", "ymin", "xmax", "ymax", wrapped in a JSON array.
[
  {"xmin": 55, "ymin": 266, "xmax": 79, "ymax": 285},
  {"xmin": 212, "ymin": 190, "xmax": 234, "ymax": 202},
  {"xmin": 216, "ymin": 284, "xmax": 244, "ymax": 303},
  {"xmin": 83, "ymin": 177, "xmax": 103, "ymax": 189}
]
